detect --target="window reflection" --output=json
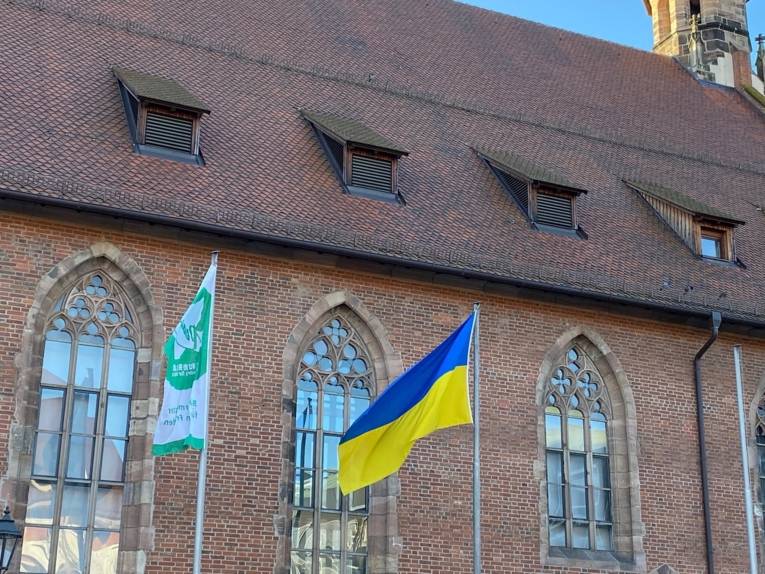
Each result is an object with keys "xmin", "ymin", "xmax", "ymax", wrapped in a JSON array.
[
  {"xmin": 42, "ymin": 333, "xmax": 71, "ymax": 386},
  {"xmin": 544, "ymin": 347, "xmax": 612, "ymax": 552},
  {"xmin": 20, "ymin": 526, "xmax": 52, "ymax": 573},
  {"xmin": 291, "ymin": 316, "xmax": 372, "ymax": 572},
  {"xmin": 107, "ymin": 345, "xmax": 135, "ymax": 393},
  {"xmin": 757, "ymin": 420, "xmax": 765, "ymax": 518},
  {"xmin": 75, "ymin": 334, "xmax": 104, "ymax": 389},
  {"xmin": 22, "ymin": 273, "xmax": 136, "ymax": 574},
  {"xmin": 544, "ymin": 407, "xmax": 562, "ymax": 448},
  {"xmin": 27, "ymin": 481, "xmax": 57, "ymax": 526},
  {"xmin": 38, "ymin": 389, "xmax": 65, "ymax": 432},
  {"xmin": 55, "ymin": 528, "xmax": 87, "ymax": 573},
  {"xmin": 90, "ymin": 531, "xmax": 119, "ymax": 574}
]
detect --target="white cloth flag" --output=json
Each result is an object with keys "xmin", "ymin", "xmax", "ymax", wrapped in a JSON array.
[{"xmin": 153, "ymin": 263, "xmax": 216, "ymax": 456}]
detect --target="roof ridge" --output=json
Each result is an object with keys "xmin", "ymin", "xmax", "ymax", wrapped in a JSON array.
[{"xmin": 5, "ymin": 0, "xmax": 765, "ymax": 176}]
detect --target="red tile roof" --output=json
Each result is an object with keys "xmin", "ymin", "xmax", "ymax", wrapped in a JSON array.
[{"xmin": 1, "ymin": 0, "xmax": 764, "ymax": 322}]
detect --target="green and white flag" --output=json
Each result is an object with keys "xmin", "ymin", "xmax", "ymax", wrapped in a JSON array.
[{"xmin": 153, "ymin": 263, "xmax": 217, "ymax": 456}]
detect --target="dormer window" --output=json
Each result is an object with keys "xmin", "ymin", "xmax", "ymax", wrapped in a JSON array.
[
  {"xmin": 113, "ymin": 67, "xmax": 210, "ymax": 165},
  {"xmin": 476, "ymin": 148, "xmax": 586, "ymax": 235},
  {"xmin": 626, "ymin": 180, "xmax": 744, "ymax": 264},
  {"xmin": 302, "ymin": 111, "xmax": 408, "ymax": 203},
  {"xmin": 700, "ymin": 230, "xmax": 723, "ymax": 259}
]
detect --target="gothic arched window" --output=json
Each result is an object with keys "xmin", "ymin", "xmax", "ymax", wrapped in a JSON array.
[
  {"xmin": 21, "ymin": 273, "xmax": 137, "ymax": 574},
  {"xmin": 291, "ymin": 317, "xmax": 374, "ymax": 574},
  {"xmin": 756, "ymin": 401, "xmax": 765, "ymax": 517},
  {"xmin": 544, "ymin": 346, "xmax": 613, "ymax": 551}
]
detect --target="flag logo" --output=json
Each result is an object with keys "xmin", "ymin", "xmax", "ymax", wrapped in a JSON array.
[{"xmin": 173, "ymin": 298, "xmax": 206, "ymax": 359}]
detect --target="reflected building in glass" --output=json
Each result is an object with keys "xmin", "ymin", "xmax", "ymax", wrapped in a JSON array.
[
  {"xmin": 21, "ymin": 275, "xmax": 134, "ymax": 574},
  {"xmin": 292, "ymin": 317, "xmax": 371, "ymax": 574}
]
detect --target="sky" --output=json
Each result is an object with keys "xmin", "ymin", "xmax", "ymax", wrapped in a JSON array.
[{"xmin": 458, "ymin": 1, "xmax": 765, "ymax": 66}]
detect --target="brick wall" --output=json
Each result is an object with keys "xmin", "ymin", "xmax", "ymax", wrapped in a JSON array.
[{"xmin": 0, "ymin": 210, "xmax": 762, "ymax": 573}]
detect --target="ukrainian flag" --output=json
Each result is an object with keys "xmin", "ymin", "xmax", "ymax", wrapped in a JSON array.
[{"xmin": 338, "ymin": 313, "xmax": 476, "ymax": 494}]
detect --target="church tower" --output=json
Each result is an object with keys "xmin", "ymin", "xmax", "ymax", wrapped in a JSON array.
[{"xmin": 643, "ymin": 0, "xmax": 751, "ymax": 87}]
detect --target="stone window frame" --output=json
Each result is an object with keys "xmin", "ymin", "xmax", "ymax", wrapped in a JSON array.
[
  {"xmin": 536, "ymin": 327, "xmax": 646, "ymax": 573},
  {"xmin": 543, "ymin": 346, "xmax": 614, "ymax": 551},
  {"xmin": 274, "ymin": 291, "xmax": 403, "ymax": 574},
  {"xmin": 1, "ymin": 243, "xmax": 163, "ymax": 574}
]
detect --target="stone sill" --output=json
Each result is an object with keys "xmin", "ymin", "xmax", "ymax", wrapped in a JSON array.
[{"xmin": 546, "ymin": 547, "xmax": 640, "ymax": 572}]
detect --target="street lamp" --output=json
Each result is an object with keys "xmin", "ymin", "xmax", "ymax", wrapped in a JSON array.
[{"xmin": 0, "ymin": 507, "xmax": 22, "ymax": 573}]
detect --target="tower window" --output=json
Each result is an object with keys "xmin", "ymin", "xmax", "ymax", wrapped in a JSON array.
[{"xmin": 690, "ymin": 0, "xmax": 701, "ymax": 17}]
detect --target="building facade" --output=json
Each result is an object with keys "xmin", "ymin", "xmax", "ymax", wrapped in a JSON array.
[{"xmin": 1, "ymin": 1, "xmax": 765, "ymax": 573}]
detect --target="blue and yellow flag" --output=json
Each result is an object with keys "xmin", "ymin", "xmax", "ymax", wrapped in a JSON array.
[{"xmin": 338, "ymin": 313, "xmax": 475, "ymax": 494}]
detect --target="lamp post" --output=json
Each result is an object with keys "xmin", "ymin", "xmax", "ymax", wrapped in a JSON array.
[{"xmin": 0, "ymin": 507, "xmax": 22, "ymax": 573}]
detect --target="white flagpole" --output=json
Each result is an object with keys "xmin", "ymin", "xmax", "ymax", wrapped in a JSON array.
[
  {"xmin": 733, "ymin": 345, "xmax": 758, "ymax": 574},
  {"xmin": 193, "ymin": 251, "xmax": 218, "ymax": 574},
  {"xmin": 472, "ymin": 302, "xmax": 482, "ymax": 574}
]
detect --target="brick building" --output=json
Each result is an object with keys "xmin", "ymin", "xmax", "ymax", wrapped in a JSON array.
[{"xmin": 1, "ymin": 0, "xmax": 765, "ymax": 573}]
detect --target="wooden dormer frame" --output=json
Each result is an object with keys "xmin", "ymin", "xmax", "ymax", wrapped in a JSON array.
[
  {"xmin": 624, "ymin": 180, "xmax": 744, "ymax": 265},
  {"xmin": 114, "ymin": 69, "xmax": 209, "ymax": 166},
  {"xmin": 695, "ymin": 219, "xmax": 735, "ymax": 262},
  {"xmin": 304, "ymin": 114, "xmax": 408, "ymax": 204},
  {"xmin": 480, "ymin": 152, "xmax": 587, "ymax": 238}
]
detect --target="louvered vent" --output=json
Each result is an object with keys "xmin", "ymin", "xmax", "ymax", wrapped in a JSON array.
[
  {"xmin": 496, "ymin": 169, "xmax": 529, "ymax": 214},
  {"xmin": 536, "ymin": 193, "xmax": 573, "ymax": 228},
  {"xmin": 144, "ymin": 112, "xmax": 194, "ymax": 153},
  {"xmin": 351, "ymin": 155, "xmax": 393, "ymax": 193}
]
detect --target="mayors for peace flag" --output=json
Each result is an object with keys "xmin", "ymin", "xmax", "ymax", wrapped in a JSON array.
[
  {"xmin": 338, "ymin": 313, "xmax": 476, "ymax": 494},
  {"xmin": 152, "ymin": 263, "xmax": 217, "ymax": 456}
]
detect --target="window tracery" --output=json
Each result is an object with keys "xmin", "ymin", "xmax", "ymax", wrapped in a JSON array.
[
  {"xmin": 21, "ymin": 273, "xmax": 137, "ymax": 574},
  {"xmin": 544, "ymin": 347, "xmax": 613, "ymax": 551},
  {"xmin": 755, "ymin": 401, "xmax": 765, "ymax": 517},
  {"xmin": 291, "ymin": 317, "xmax": 374, "ymax": 574}
]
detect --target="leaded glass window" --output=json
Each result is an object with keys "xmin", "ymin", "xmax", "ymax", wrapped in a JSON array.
[
  {"xmin": 21, "ymin": 274, "xmax": 137, "ymax": 574},
  {"xmin": 291, "ymin": 317, "xmax": 373, "ymax": 574},
  {"xmin": 756, "ymin": 402, "xmax": 765, "ymax": 517},
  {"xmin": 544, "ymin": 347, "xmax": 613, "ymax": 551}
]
